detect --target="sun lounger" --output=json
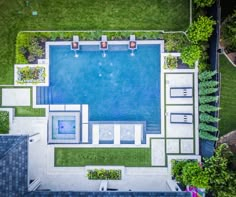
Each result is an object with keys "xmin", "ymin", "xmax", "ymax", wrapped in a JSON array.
[
  {"xmin": 100, "ymin": 35, "xmax": 108, "ymax": 50},
  {"xmin": 170, "ymin": 113, "xmax": 193, "ymax": 124},
  {"xmin": 170, "ymin": 87, "xmax": 193, "ymax": 98}
]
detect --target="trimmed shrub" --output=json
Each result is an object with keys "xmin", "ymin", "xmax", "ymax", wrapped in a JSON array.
[
  {"xmin": 199, "ymin": 123, "xmax": 218, "ymax": 132},
  {"xmin": 200, "ymin": 113, "xmax": 219, "ymax": 123},
  {"xmin": 0, "ymin": 111, "xmax": 9, "ymax": 134},
  {"xmin": 199, "ymin": 96, "xmax": 218, "ymax": 104},
  {"xmin": 199, "ymin": 88, "xmax": 218, "ymax": 95},
  {"xmin": 87, "ymin": 169, "xmax": 121, "ymax": 180},
  {"xmin": 199, "ymin": 70, "xmax": 217, "ymax": 81},
  {"xmin": 199, "ymin": 81, "xmax": 218, "ymax": 88},
  {"xmin": 180, "ymin": 45, "xmax": 202, "ymax": 68},
  {"xmin": 199, "ymin": 130, "xmax": 218, "ymax": 141},
  {"xmin": 187, "ymin": 16, "xmax": 216, "ymax": 43},
  {"xmin": 199, "ymin": 104, "xmax": 219, "ymax": 112}
]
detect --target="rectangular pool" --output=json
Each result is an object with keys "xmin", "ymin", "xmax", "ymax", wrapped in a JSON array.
[{"xmin": 37, "ymin": 42, "xmax": 161, "ymax": 135}]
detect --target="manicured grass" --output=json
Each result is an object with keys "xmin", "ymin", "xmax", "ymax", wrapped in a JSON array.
[
  {"xmin": 219, "ymin": 54, "xmax": 236, "ymax": 136},
  {"xmin": 15, "ymin": 106, "xmax": 45, "ymax": 117},
  {"xmin": 0, "ymin": 111, "xmax": 9, "ymax": 134},
  {"xmin": 55, "ymin": 148, "xmax": 151, "ymax": 167},
  {"xmin": 0, "ymin": 0, "xmax": 190, "ymax": 84}
]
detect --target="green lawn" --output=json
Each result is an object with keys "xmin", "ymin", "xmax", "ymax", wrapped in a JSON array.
[
  {"xmin": 0, "ymin": 0, "xmax": 190, "ymax": 84},
  {"xmin": 55, "ymin": 147, "xmax": 151, "ymax": 167},
  {"xmin": 15, "ymin": 106, "xmax": 45, "ymax": 117},
  {"xmin": 219, "ymin": 54, "xmax": 236, "ymax": 136},
  {"xmin": 0, "ymin": 111, "xmax": 9, "ymax": 134}
]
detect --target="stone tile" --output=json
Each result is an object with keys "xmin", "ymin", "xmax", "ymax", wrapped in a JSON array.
[
  {"xmin": 181, "ymin": 139, "xmax": 194, "ymax": 154},
  {"xmin": 166, "ymin": 139, "xmax": 179, "ymax": 154}
]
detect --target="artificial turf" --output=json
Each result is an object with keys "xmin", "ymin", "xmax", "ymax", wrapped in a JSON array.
[
  {"xmin": 15, "ymin": 106, "xmax": 45, "ymax": 117},
  {"xmin": 55, "ymin": 147, "xmax": 151, "ymax": 167},
  {"xmin": 219, "ymin": 54, "xmax": 236, "ymax": 136},
  {"xmin": 0, "ymin": 0, "xmax": 190, "ymax": 84}
]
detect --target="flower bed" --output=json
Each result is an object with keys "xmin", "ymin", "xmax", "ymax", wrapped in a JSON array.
[
  {"xmin": 87, "ymin": 169, "xmax": 122, "ymax": 180},
  {"xmin": 15, "ymin": 64, "xmax": 48, "ymax": 86}
]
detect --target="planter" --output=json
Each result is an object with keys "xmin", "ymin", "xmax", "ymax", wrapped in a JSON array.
[
  {"xmin": 87, "ymin": 169, "xmax": 122, "ymax": 180},
  {"xmin": 14, "ymin": 64, "xmax": 49, "ymax": 86}
]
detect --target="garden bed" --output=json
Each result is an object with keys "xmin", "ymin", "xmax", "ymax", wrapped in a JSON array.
[
  {"xmin": 87, "ymin": 169, "xmax": 122, "ymax": 180},
  {"xmin": 14, "ymin": 64, "xmax": 48, "ymax": 86}
]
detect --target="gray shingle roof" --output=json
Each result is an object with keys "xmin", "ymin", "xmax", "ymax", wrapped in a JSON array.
[{"xmin": 0, "ymin": 135, "xmax": 28, "ymax": 197}]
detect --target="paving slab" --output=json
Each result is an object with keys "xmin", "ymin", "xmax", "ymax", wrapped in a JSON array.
[
  {"xmin": 2, "ymin": 88, "xmax": 31, "ymax": 106},
  {"xmin": 181, "ymin": 139, "xmax": 194, "ymax": 154},
  {"xmin": 151, "ymin": 139, "xmax": 165, "ymax": 166},
  {"xmin": 166, "ymin": 139, "xmax": 179, "ymax": 154}
]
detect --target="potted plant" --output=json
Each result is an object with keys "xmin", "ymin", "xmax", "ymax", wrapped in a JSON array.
[{"xmin": 164, "ymin": 55, "xmax": 178, "ymax": 69}]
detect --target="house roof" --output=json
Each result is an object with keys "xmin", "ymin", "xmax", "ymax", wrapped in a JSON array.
[{"xmin": 0, "ymin": 135, "xmax": 28, "ymax": 196}]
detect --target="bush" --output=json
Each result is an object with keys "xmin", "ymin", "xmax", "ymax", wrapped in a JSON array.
[
  {"xmin": 200, "ymin": 113, "xmax": 219, "ymax": 122},
  {"xmin": 199, "ymin": 96, "xmax": 218, "ymax": 104},
  {"xmin": 194, "ymin": 0, "xmax": 215, "ymax": 8},
  {"xmin": 187, "ymin": 16, "xmax": 216, "ymax": 43},
  {"xmin": 180, "ymin": 45, "xmax": 202, "ymax": 68},
  {"xmin": 28, "ymin": 38, "xmax": 44, "ymax": 58},
  {"xmin": 199, "ymin": 104, "xmax": 219, "ymax": 112},
  {"xmin": 182, "ymin": 161, "xmax": 209, "ymax": 189},
  {"xmin": 171, "ymin": 160, "xmax": 189, "ymax": 183},
  {"xmin": 199, "ymin": 81, "xmax": 218, "ymax": 88},
  {"xmin": 198, "ymin": 62, "xmax": 209, "ymax": 72},
  {"xmin": 163, "ymin": 33, "xmax": 189, "ymax": 52},
  {"xmin": 199, "ymin": 87, "xmax": 218, "ymax": 95},
  {"xmin": 0, "ymin": 111, "xmax": 9, "ymax": 134},
  {"xmin": 87, "ymin": 169, "xmax": 121, "ymax": 180},
  {"xmin": 199, "ymin": 123, "xmax": 218, "ymax": 132},
  {"xmin": 199, "ymin": 70, "xmax": 217, "ymax": 81},
  {"xmin": 204, "ymin": 144, "xmax": 236, "ymax": 196},
  {"xmin": 221, "ymin": 10, "xmax": 236, "ymax": 52},
  {"xmin": 199, "ymin": 130, "xmax": 218, "ymax": 141}
]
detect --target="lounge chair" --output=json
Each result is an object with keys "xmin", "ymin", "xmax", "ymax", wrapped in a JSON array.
[
  {"xmin": 100, "ymin": 35, "xmax": 108, "ymax": 50},
  {"xmin": 71, "ymin": 35, "xmax": 79, "ymax": 50},
  {"xmin": 170, "ymin": 87, "xmax": 193, "ymax": 98},
  {"xmin": 170, "ymin": 113, "xmax": 193, "ymax": 124}
]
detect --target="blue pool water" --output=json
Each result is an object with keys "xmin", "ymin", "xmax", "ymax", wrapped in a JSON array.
[{"xmin": 37, "ymin": 44, "xmax": 161, "ymax": 133}]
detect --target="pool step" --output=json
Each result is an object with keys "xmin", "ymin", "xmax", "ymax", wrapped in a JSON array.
[
  {"xmin": 36, "ymin": 87, "xmax": 51, "ymax": 104},
  {"xmin": 146, "ymin": 122, "xmax": 160, "ymax": 134}
]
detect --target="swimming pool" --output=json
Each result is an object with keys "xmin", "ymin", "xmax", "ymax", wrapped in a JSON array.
[{"xmin": 37, "ymin": 42, "xmax": 161, "ymax": 135}]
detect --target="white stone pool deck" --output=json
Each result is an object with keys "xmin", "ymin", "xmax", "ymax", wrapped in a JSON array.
[
  {"xmin": 0, "ymin": 42, "xmax": 200, "ymax": 191},
  {"xmin": 1, "ymin": 67, "xmax": 200, "ymax": 191}
]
